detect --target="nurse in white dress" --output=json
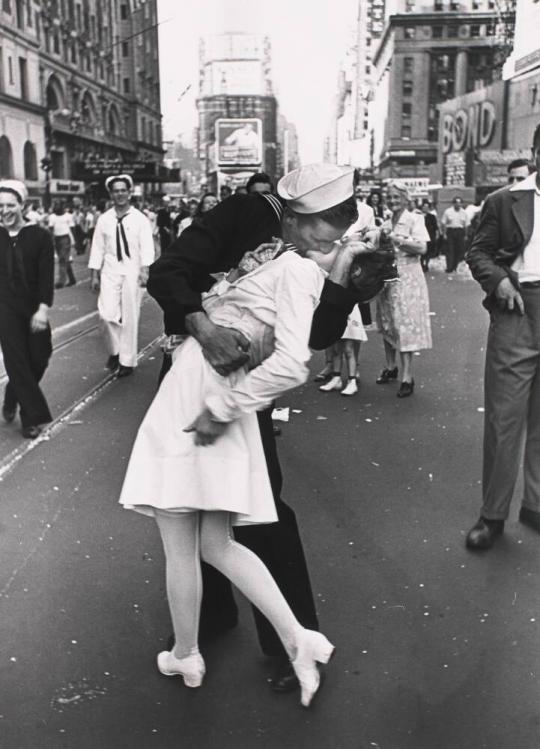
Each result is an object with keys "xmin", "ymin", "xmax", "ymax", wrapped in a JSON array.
[{"xmin": 119, "ymin": 165, "xmax": 365, "ymax": 707}]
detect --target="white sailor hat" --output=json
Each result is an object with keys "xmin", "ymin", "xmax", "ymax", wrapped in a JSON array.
[
  {"xmin": 0, "ymin": 179, "xmax": 28, "ymax": 203},
  {"xmin": 105, "ymin": 173, "xmax": 134, "ymax": 192},
  {"xmin": 277, "ymin": 164, "xmax": 355, "ymax": 214}
]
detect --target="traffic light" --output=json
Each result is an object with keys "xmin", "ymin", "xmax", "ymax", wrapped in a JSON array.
[{"xmin": 40, "ymin": 156, "xmax": 52, "ymax": 172}]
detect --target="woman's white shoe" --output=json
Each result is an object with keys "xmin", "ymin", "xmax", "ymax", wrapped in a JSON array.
[
  {"xmin": 291, "ymin": 630, "xmax": 335, "ymax": 707},
  {"xmin": 341, "ymin": 379, "xmax": 358, "ymax": 396},
  {"xmin": 156, "ymin": 650, "xmax": 206, "ymax": 688},
  {"xmin": 319, "ymin": 375, "xmax": 342, "ymax": 392}
]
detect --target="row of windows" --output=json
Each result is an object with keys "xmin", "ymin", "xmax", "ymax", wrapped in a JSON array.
[
  {"xmin": 0, "ymin": 136, "xmax": 38, "ymax": 181},
  {"xmin": 403, "ymin": 23, "xmax": 496, "ymax": 39}
]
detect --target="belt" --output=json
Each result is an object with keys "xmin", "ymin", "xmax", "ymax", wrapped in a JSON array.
[{"xmin": 520, "ymin": 281, "xmax": 540, "ymax": 289}]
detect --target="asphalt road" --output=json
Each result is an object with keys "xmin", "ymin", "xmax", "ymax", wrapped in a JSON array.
[{"xmin": 1, "ymin": 260, "xmax": 539, "ymax": 749}]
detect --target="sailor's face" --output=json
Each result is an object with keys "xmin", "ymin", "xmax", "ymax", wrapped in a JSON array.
[
  {"xmin": 0, "ymin": 192, "xmax": 23, "ymax": 229},
  {"xmin": 110, "ymin": 183, "xmax": 131, "ymax": 208},
  {"xmin": 286, "ymin": 214, "xmax": 345, "ymax": 259}
]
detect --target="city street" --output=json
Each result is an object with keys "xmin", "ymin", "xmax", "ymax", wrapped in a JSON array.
[{"xmin": 1, "ymin": 261, "xmax": 539, "ymax": 749}]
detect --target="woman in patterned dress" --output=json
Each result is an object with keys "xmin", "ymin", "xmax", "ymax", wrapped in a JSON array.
[{"xmin": 375, "ymin": 180, "xmax": 432, "ymax": 397}]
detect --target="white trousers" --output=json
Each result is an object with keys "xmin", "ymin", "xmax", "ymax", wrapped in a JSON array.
[{"xmin": 97, "ymin": 271, "xmax": 144, "ymax": 368}]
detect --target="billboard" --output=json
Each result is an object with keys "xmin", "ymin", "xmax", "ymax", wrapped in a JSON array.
[{"xmin": 216, "ymin": 118, "xmax": 263, "ymax": 167}]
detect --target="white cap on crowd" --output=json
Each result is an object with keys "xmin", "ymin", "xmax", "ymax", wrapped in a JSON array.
[
  {"xmin": 277, "ymin": 164, "xmax": 355, "ymax": 214},
  {"xmin": 0, "ymin": 179, "xmax": 28, "ymax": 203},
  {"xmin": 105, "ymin": 173, "xmax": 134, "ymax": 192}
]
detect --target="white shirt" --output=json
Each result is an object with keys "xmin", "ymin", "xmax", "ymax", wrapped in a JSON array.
[
  {"xmin": 441, "ymin": 206, "xmax": 469, "ymax": 230},
  {"xmin": 88, "ymin": 206, "xmax": 155, "ymax": 275},
  {"xmin": 202, "ymin": 251, "xmax": 325, "ymax": 422},
  {"xmin": 48, "ymin": 212, "xmax": 74, "ymax": 236},
  {"xmin": 346, "ymin": 200, "xmax": 376, "ymax": 235},
  {"xmin": 510, "ymin": 172, "xmax": 540, "ymax": 283}
]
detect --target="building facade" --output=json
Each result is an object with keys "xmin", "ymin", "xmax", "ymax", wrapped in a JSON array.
[
  {"xmin": 197, "ymin": 32, "xmax": 296, "ymax": 190},
  {"xmin": 503, "ymin": 0, "xmax": 540, "ymax": 151},
  {"xmin": 0, "ymin": 0, "xmax": 163, "ymax": 205},
  {"xmin": 370, "ymin": 0, "xmax": 515, "ymax": 179},
  {"xmin": 0, "ymin": 1, "xmax": 46, "ymax": 200}
]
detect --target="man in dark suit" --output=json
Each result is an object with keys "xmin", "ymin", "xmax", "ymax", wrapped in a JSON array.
[
  {"xmin": 465, "ymin": 123, "xmax": 540, "ymax": 550},
  {"xmin": 147, "ymin": 164, "xmax": 361, "ymax": 689}
]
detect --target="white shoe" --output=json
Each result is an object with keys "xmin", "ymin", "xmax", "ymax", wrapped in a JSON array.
[
  {"xmin": 157, "ymin": 650, "xmax": 205, "ymax": 688},
  {"xmin": 319, "ymin": 375, "xmax": 342, "ymax": 392},
  {"xmin": 291, "ymin": 630, "xmax": 335, "ymax": 707},
  {"xmin": 341, "ymin": 379, "xmax": 358, "ymax": 396}
]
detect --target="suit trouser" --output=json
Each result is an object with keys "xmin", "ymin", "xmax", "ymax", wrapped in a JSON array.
[
  {"xmin": 98, "ymin": 272, "xmax": 143, "ymax": 368},
  {"xmin": 481, "ymin": 288, "xmax": 540, "ymax": 520},
  {"xmin": 158, "ymin": 352, "xmax": 319, "ymax": 657},
  {"xmin": 445, "ymin": 229, "xmax": 466, "ymax": 272},
  {"xmin": 0, "ymin": 304, "xmax": 52, "ymax": 428}
]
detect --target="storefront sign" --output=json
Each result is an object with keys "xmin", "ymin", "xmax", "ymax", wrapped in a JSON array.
[
  {"xmin": 50, "ymin": 179, "xmax": 86, "ymax": 195},
  {"xmin": 72, "ymin": 160, "xmax": 162, "ymax": 182}
]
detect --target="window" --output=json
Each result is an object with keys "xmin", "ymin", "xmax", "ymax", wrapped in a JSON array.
[
  {"xmin": 120, "ymin": 3, "xmax": 128, "ymax": 19},
  {"xmin": 432, "ymin": 26, "xmax": 444, "ymax": 38},
  {"xmin": 122, "ymin": 41, "xmax": 129, "ymax": 57},
  {"xmin": 404, "ymin": 57, "xmax": 414, "ymax": 74},
  {"xmin": 447, "ymin": 25, "xmax": 458, "ymax": 38},
  {"xmin": 0, "ymin": 136, "xmax": 14, "ymax": 178},
  {"xmin": 23, "ymin": 141, "xmax": 37, "ymax": 180},
  {"xmin": 141, "ymin": 117, "xmax": 146, "ymax": 141},
  {"xmin": 0, "ymin": 47, "xmax": 3, "ymax": 93},
  {"xmin": 18, "ymin": 57, "xmax": 27, "ymax": 99},
  {"xmin": 401, "ymin": 125, "xmax": 411, "ymax": 139},
  {"xmin": 434, "ymin": 0, "xmax": 444, "ymax": 9},
  {"xmin": 470, "ymin": 24, "xmax": 481, "ymax": 37},
  {"xmin": 403, "ymin": 80, "xmax": 414, "ymax": 96},
  {"xmin": 15, "ymin": 0, "xmax": 23, "ymax": 28},
  {"xmin": 402, "ymin": 102, "xmax": 412, "ymax": 116},
  {"xmin": 53, "ymin": 31, "xmax": 60, "ymax": 54},
  {"xmin": 7, "ymin": 55, "xmax": 13, "ymax": 85},
  {"xmin": 2, "ymin": 0, "xmax": 11, "ymax": 12},
  {"xmin": 123, "ymin": 77, "xmax": 130, "ymax": 93},
  {"xmin": 71, "ymin": 42, "xmax": 77, "ymax": 63}
]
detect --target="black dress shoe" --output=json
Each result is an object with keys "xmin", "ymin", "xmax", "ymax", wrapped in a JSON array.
[
  {"xmin": 106, "ymin": 354, "xmax": 120, "ymax": 372},
  {"xmin": 376, "ymin": 367, "xmax": 398, "ymax": 384},
  {"xmin": 117, "ymin": 365, "xmax": 134, "ymax": 378},
  {"xmin": 465, "ymin": 517, "xmax": 504, "ymax": 550},
  {"xmin": 519, "ymin": 507, "xmax": 540, "ymax": 532},
  {"xmin": 21, "ymin": 425, "xmax": 42, "ymax": 439},
  {"xmin": 397, "ymin": 379, "xmax": 415, "ymax": 398},
  {"xmin": 54, "ymin": 282, "xmax": 65, "ymax": 289},
  {"xmin": 267, "ymin": 657, "xmax": 299, "ymax": 693},
  {"xmin": 2, "ymin": 404, "xmax": 16, "ymax": 423}
]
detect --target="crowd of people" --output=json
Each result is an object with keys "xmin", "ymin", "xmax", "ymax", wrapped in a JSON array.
[{"xmin": 1, "ymin": 126, "xmax": 540, "ymax": 709}]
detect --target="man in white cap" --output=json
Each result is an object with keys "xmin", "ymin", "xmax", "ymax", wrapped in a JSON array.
[
  {"xmin": 148, "ymin": 163, "xmax": 360, "ymax": 691},
  {"xmin": 88, "ymin": 174, "xmax": 154, "ymax": 377}
]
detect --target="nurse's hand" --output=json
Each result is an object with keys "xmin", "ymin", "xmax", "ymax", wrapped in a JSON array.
[{"xmin": 184, "ymin": 408, "xmax": 228, "ymax": 446}]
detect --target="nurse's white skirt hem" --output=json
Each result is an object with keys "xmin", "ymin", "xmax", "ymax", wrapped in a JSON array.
[{"xmin": 119, "ymin": 337, "xmax": 278, "ymax": 527}]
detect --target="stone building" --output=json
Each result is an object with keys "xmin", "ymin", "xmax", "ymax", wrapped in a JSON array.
[
  {"xmin": 0, "ymin": 0, "xmax": 163, "ymax": 204},
  {"xmin": 370, "ymin": 0, "xmax": 515, "ymax": 179}
]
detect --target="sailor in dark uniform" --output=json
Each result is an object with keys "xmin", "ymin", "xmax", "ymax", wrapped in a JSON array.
[{"xmin": 147, "ymin": 164, "xmax": 360, "ymax": 690}]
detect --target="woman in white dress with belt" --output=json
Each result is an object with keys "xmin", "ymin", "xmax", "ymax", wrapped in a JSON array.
[
  {"xmin": 119, "ymin": 169, "xmax": 364, "ymax": 707},
  {"xmin": 375, "ymin": 180, "xmax": 432, "ymax": 397}
]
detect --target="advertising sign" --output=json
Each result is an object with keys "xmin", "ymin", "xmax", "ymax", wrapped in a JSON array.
[
  {"xmin": 73, "ymin": 160, "xmax": 162, "ymax": 182},
  {"xmin": 50, "ymin": 179, "xmax": 86, "ymax": 195},
  {"xmin": 216, "ymin": 119, "xmax": 263, "ymax": 167},
  {"xmin": 439, "ymin": 82, "xmax": 505, "ymax": 157}
]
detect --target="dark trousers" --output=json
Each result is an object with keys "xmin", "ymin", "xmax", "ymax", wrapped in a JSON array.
[
  {"xmin": 445, "ymin": 228, "xmax": 466, "ymax": 272},
  {"xmin": 159, "ymin": 352, "xmax": 319, "ymax": 656},
  {"xmin": 481, "ymin": 289, "xmax": 540, "ymax": 520},
  {"xmin": 54, "ymin": 235, "xmax": 76, "ymax": 286},
  {"xmin": 0, "ymin": 304, "xmax": 52, "ymax": 428}
]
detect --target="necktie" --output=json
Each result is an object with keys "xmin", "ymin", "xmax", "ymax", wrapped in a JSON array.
[{"xmin": 116, "ymin": 214, "xmax": 131, "ymax": 262}]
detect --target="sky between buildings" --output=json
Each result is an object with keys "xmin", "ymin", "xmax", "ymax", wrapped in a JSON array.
[{"xmin": 157, "ymin": 0, "xmax": 358, "ymax": 163}]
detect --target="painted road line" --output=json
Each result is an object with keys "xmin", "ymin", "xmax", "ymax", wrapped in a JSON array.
[{"xmin": 0, "ymin": 334, "xmax": 164, "ymax": 483}]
